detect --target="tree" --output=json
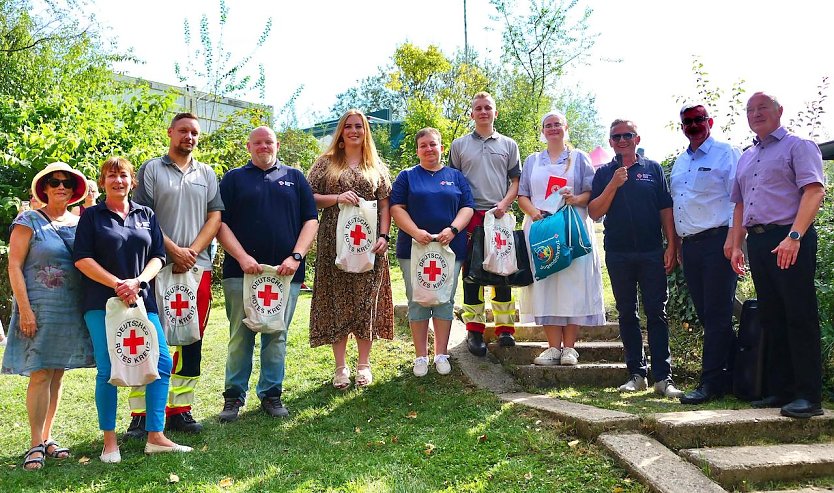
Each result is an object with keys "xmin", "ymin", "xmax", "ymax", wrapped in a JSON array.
[
  {"xmin": 173, "ymin": 0, "xmax": 272, "ymax": 132},
  {"xmin": 490, "ymin": 0, "xmax": 597, "ymax": 117}
]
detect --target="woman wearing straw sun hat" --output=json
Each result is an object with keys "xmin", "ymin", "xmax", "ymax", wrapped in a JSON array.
[{"xmin": 2, "ymin": 162, "xmax": 95, "ymax": 471}]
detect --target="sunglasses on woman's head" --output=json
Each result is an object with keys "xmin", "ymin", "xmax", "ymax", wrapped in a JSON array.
[{"xmin": 45, "ymin": 178, "xmax": 75, "ymax": 188}]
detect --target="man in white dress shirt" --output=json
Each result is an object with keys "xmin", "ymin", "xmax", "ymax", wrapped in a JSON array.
[{"xmin": 670, "ymin": 103, "xmax": 740, "ymax": 404}]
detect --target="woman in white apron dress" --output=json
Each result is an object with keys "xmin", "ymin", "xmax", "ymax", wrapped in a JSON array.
[{"xmin": 517, "ymin": 111, "xmax": 605, "ymax": 365}]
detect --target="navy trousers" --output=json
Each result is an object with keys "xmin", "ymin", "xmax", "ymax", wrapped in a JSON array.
[
  {"xmin": 606, "ymin": 249, "xmax": 672, "ymax": 382},
  {"xmin": 747, "ymin": 225, "xmax": 821, "ymax": 403},
  {"xmin": 681, "ymin": 232, "xmax": 738, "ymax": 391}
]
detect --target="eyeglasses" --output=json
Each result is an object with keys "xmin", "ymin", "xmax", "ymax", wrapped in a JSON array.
[
  {"xmin": 610, "ymin": 133, "xmax": 637, "ymax": 142},
  {"xmin": 45, "ymin": 178, "xmax": 75, "ymax": 188},
  {"xmin": 543, "ymin": 122, "xmax": 564, "ymax": 129},
  {"xmin": 681, "ymin": 116, "xmax": 709, "ymax": 126}
]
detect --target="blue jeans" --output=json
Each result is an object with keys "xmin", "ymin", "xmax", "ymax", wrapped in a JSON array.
[
  {"xmin": 399, "ymin": 259, "xmax": 462, "ymax": 321},
  {"xmin": 606, "ymin": 249, "xmax": 672, "ymax": 382},
  {"xmin": 84, "ymin": 310, "xmax": 172, "ymax": 432},
  {"xmin": 222, "ymin": 278, "xmax": 301, "ymax": 401}
]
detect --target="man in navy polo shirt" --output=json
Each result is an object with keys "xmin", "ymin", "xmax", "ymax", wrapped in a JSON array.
[
  {"xmin": 215, "ymin": 126, "xmax": 318, "ymax": 422},
  {"xmin": 589, "ymin": 119, "xmax": 683, "ymax": 398}
]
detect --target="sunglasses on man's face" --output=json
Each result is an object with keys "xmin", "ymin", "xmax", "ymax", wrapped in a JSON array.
[
  {"xmin": 610, "ymin": 132, "xmax": 637, "ymax": 142},
  {"xmin": 45, "ymin": 178, "xmax": 75, "ymax": 188},
  {"xmin": 681, "ymin": 116, "xmax": 709, "ymax": 126}
]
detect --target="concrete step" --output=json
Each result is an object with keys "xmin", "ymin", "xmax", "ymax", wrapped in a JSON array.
[
  {"xmin": 484, "ymin": 323, "xmax": 622, "ymax": 342},
  {"xmin": 755, "ymin": 488, "xmax": 834, "ymax": 493},
  {"xmin": 597, "ymin": 432, "xmax": 726, "ymax": 493},
  {"xmin": 489, "ymin": 341, "xmax": 628, "ymax": 365},
  {"xmin": 499, "ymin": 392, "xmax": 639, "ymax": 438},
  {"xmin": 511, "ymin": 363, "xmax": 629, "ymax": 389},
  {"xmin": 645, "ymin": 408, "xmax": 834, "ymax": 449},
  {"xmin": 680, "ymin": 443, "xmax": 834, "ymax": 490}
]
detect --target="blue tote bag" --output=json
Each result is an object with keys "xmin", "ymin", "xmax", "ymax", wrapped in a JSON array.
[{"xmin": 528, "ymin": 205, "xmax": 592, "ymax": 280}]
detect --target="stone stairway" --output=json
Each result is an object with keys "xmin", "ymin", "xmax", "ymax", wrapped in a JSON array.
[
  {"xmin": 461, "ymin": 315, "xmax": 834, "ymax": 492},
  {"xmin": 396, "ymin": 305, "xmax": 834, "ymax": 491},
  {"xmin": 486, "ymin": 321, "xmax": 634, "ymax": 388}
]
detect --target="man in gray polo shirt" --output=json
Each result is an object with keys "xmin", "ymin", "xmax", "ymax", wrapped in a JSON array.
[
  {"xmin": 128, "ymin": 112, "xmax": 224, "ymax": 436},
  {"xmin": 449, "ymin": 91, "xmax": 521, "ymax": 356}
]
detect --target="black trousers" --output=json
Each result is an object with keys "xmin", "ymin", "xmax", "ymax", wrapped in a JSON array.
[
  {"xmin": 747, "ymin": 225, "xmax": 821, "ymax": 403},
  {"xmin": 681, "ymin": 231, "xmax": 738, "ymax": 391}
]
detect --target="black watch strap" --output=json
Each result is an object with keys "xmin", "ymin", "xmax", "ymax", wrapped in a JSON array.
[
  {"xmin": 379, "ymin": 233, "xmax": 390, "ymax": 241},
  {"xmin": 449, "ymin": 226, "xmax": 459, "ymax": 235},
  {"xmin": 292, "ymin": 252, "xmax": 304, "ymax": 261}
]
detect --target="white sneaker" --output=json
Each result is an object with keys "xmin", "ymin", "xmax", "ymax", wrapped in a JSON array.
[
  {"xmin": 533, "ymin": 347, "xmax": 562, "ymax": 366},
  {"xmin": 434, "ymin": 354, "xmax": 452, "ymax": 375},
  {"xmin": 560, "ymin": 347, "xmax": 579, "ymax": 366},
  {"xmin": 618, "ymin": 374, "xmax": 648, "ymax": 392},
  {"xmin": 413, "ymin": 357, "xmax": 429, "ymax": 377},
  {"xmin": 654, "ymin": 379, "xmax": 685, "ymax": 398}
]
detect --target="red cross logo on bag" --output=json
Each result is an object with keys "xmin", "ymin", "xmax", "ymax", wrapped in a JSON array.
[
  {"xmin": 258, "ymin": 284, "xmax": 280, "ymax": 307},
  {"xmin": 162, "ymin": 283, "xmax": 197, "ymax": 326},
  {"xmin": 113, "ymin": 319, "xmax": 153, "ymax": 366},
  {"xmin": 249, "ymin": 275, "xmax": 285, "ymax": 316},
  {"xmin": 416, "ymin": 252, "xmax": 449, "ymax": 290},
  {"xmin": 344, "ymin": 216, "xmax": 373, "ymax": 254}
]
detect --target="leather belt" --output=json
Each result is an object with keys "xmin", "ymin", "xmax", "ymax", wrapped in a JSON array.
[
  {"xmin": 747, "ymin": 224, "xmax": 784, "ymax": 235},
  {"xmin": 683, "ymin": 226, "xmax": 728, "ymax": 242}
]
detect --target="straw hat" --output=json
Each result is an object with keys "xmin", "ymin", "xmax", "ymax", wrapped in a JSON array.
[{"xmin": 31, "ymin": 162, "xmax": 89, "ymax": 206}]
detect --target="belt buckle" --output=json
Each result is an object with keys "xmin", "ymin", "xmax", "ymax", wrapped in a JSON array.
[{"xmin": 749, "ymin": 225, "xmax": 765, "ymax": 234}]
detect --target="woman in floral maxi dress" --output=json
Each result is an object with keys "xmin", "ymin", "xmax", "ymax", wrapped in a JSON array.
[{"xmin": 307, "ymin": 109, "xmax": 394, "ymax": 389}]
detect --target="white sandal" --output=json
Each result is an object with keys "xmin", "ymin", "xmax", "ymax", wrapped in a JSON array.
[
  {"xmin": 355, "ymin": 364, "xmax": 373, "ymax": 387},
  {"xmin": 333, "ymin": 366, "xmax": 351, "ymax": 389}
]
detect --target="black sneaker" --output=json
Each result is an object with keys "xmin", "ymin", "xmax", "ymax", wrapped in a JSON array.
[
  {"xmin": 497, "ymin": 332, "xmax": 516, "ymax": 347},
  {"xmin": 261, "ymin": 396, "xmax": 289, "ymax": 418},
  {"xmin": 124, "ymin": 414, "xmax": 147, "ymax": 440},
  {"xmin": 165, "ymin": 411, "xmax": 203, "ymax": 433},
  {"xmin": 219, "ymin": 397, "xmax": 244, "ymax": 423}
]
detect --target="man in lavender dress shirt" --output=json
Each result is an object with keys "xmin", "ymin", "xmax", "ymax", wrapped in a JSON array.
[{"xmin": 730, "ymin": 92, "xmax": 826, "ymax": 418}]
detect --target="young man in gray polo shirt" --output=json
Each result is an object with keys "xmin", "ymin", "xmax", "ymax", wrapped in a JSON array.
[
  {"xmin": 449, "ymin": 91, "xmax": 521, "ymax": 356},
  {"xmin": 128, "ymin": 112, "xmax": 224, "ymax": 436}
]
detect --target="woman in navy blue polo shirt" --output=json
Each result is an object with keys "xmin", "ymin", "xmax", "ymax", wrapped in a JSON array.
[
  {"xmin": 74, "ymin": 157, "xmax": 191, "ymax": 463},
  {"xmin": 390, "ymin": 128, "xmax": 474, "ymax": 377}
]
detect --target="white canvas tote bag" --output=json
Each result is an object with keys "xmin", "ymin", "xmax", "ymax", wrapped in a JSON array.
[
  {"xmin": 335, "ymin": 198, "xmax": 378, "ymax": 273},
  {"xmin": 410, "ymin": 240, "xmax": 456, "ymax": 307},
  {"xmin": 482, "ymin": 208, "xmax": 519, "ymax": 276},
  {"xmin": 154, "ymin": 264, "xmax": 203, "ymax": 346},
  {"xmin": 243, "ymin": 265, "xmax": 293, "ymax": 334},
  {"xmin": 105, "ymin": 297, "xmax": 161, "ymax": 387}
]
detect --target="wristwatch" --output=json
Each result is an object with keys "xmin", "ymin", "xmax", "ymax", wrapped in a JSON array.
[
  {"xmin": 788, "ymin": 230, "xmax": 801, "ymax": 240},
  {"xmin": 291, "ymin": 252, "xmax": 304, "ymax": 261},
  {"xmin": 379, "ymin": 233, "xmax": 390, "ymax": 242},
  {"xmin": 449, "ymin": 226, "xmax": 459, "ymax": 235},
  {"xmin": 138, "ymin": 280, "xmax": 150, "ymax": 292}
]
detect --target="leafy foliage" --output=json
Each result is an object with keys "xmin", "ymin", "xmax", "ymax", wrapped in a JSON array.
[
  {"xmin": 173, "ymin": 0, "xmax": 272, "ymax": 132},
  {"xmin": 490, "ymin": 0, "xmax": 597, "ymax": 117}
]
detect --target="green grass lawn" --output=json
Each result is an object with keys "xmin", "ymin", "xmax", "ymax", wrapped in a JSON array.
[{"xmin": 0, "ymin": 291, "xmax": 645, "ymax": 492}]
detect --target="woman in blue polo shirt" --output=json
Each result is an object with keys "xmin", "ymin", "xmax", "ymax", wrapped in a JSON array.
[
  {"xmin": 74, "ymin": 156, "xmax": 191, "ymax": 463},
  {"xmin": 390, "ymin": 128, "xmax": 474, "ymax": 377}
]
